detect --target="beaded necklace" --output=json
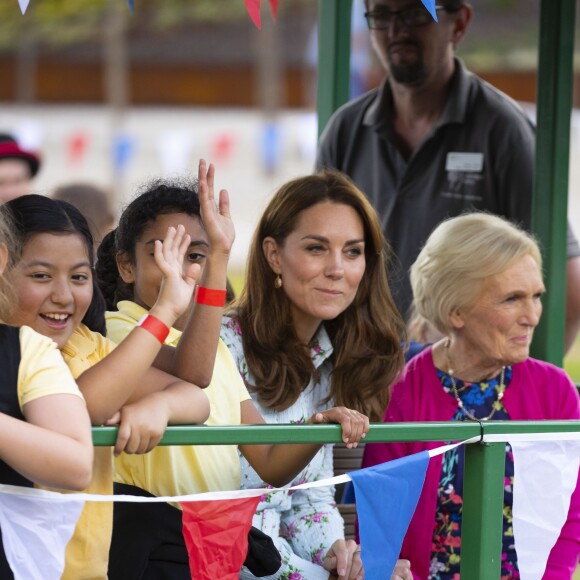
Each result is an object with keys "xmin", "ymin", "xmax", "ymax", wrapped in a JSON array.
[{"xmin": 445, "ymin": 339, "xmax": 507, "ymax": 422}]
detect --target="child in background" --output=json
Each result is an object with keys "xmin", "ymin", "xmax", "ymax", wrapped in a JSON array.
[
  {"xmin": 0, "ymin": 204, "xmax": 93, "ymax": 579},
  {"xmin": 97, "ymin": 161, "xmax": 368, "ymax": 579},
  {"xmin": 52, "ymin": 182, "xmax": 117, "ymax": 253},
  {"xmin": 4, "ymin": 194, "xmax": 210, "ymax": 580}
]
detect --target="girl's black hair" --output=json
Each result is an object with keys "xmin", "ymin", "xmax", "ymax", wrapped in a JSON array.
[
  {"xmin": 96, "ymin": 177, "xmax": 200, "ymax": 310},
  {"xmin": 5, "ymin": 194, "xmax": 107, "ymax": 335}
]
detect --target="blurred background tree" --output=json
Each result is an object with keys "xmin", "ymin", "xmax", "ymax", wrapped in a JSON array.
[{"xmin": 0, "ymin": 0, "xmax": 311, "ymax": 108}]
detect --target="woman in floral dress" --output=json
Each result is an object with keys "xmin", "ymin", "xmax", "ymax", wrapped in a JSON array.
[{"xmin": 221, "ymin": 170, "xmax": 410, "ymax": 580}]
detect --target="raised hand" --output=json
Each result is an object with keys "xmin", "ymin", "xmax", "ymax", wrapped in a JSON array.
[
  {"xmin": 311, "ymin": 407, "xmax": 369, "ymax": 448},
  {"xmin": 198, "ymin": 159, "xmax": 235, "ymax": 257},
  {"xmin": 153, "ymin": 225, "xmax": 201, "ymax": 322}
]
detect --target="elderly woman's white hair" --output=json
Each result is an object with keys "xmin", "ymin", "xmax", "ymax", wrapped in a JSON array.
[{"xmin": 411, "ymin": 212, "xmax": 542, "ymax": 334}]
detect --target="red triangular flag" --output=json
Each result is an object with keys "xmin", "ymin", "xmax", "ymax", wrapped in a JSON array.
[
  {"xmin": 244, "ymin": 0, "xmax": 261, "ymax": 29},
  {"xmin": 268, "ymin": 0, "xmax": 279, "ymax": 20},
  {"xmin": 67, "ymin": 131, "xmax": 88, "ymax": 166},
  {"xmin": 181, "ymin": 497, "xmax": 260, "ymax": 579}
]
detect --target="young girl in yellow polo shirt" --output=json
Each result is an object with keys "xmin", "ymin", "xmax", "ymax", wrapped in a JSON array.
[
  {"xmin": 4, "ymin": 194, "xmax": 210, "ymax": 580},
  {"xmin": 0, "ymin": 205, "xmax": 93, "ymax": 578},
  {"xmin": 96, "ymin": 161, "xmax": 369, "ymax": 579}
]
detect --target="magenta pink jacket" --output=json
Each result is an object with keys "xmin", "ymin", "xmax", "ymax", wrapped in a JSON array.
[{"xmin": 362, "ymin": 347, "xmax": 580, "ymax": 580}]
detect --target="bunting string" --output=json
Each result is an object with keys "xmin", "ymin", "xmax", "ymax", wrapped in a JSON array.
[
  {"xmin": 0, "ymin": 433, "xmax": 578, "ymax": 580},
  {"xmin": 0, "ymin": 440, "xmax": 471, "ymax": 505}
]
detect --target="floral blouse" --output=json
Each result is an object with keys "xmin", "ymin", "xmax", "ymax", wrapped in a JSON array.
[
  {"xmin": 221, "ymin": 316, "xmax": 343, "ymax": 580},
  {"xmin": 429, "ymin": 366, "xmax": 519, "ymax": 580}
]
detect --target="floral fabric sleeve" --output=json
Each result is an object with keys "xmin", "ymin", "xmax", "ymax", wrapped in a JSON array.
[
  {"xmin": 220, "ymin": 316, "xmax": 251, "ymax": 382},
  {"xmin": 221, "ymin": 317, "xmax": 344, "ymax": 580}
]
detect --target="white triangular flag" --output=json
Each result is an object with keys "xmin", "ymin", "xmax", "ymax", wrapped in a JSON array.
[
  {"xmin": 18, "ymin": 0, "xmax": 30, "ymax": 14},
  {"xmin": 156, "ymin": 129, "xmax": 193, "ymax": 176},
  {"xmin": 0, "ymin": 489, "xmax": 84, "ymax": 580},
  {"xmin": 14, "ymin": 119, "xmax": 44, "ymax": 151},
  {"xmin": 511, "ymin": 440, "xmax": 580, "ymax": 580}
]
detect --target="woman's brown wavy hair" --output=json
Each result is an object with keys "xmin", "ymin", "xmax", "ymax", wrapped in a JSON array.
[{"xmin": 230, "ymin": 170, "xmax": 405, "ymax": 421}]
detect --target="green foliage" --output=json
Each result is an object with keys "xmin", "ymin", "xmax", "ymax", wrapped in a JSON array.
[
  {"xmin": 151, "ymin": 0, "xmax": 253, "ymax": 28},
  {"xmin": 565, "ymin": 335, "xmax": 580, "ymax": 383},
  {"xmin": 0, "ymin": 0, "xmax": 311, "ymax": 52},
  {"xmin": 0, "ymin": 0, "xmax": 107, "ymax": 49}
]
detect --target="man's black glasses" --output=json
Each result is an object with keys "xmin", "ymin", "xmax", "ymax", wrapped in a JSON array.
[{"xmin": 364, "ymin": 5, "xmax": 449, "ymax": 29}]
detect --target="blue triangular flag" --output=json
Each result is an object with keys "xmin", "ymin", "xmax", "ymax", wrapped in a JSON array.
[
  {"xmin": 260, "ymin": 120, "xmax": 282, "ymax": 175},
  {"xmin": 112, "ymin": 134, "xmax": 136, "ymax": 174},
  {"xmin": 127, "ymin": 0, "xmax": 134, "ymax": 13},
  {"xmin": 350, "ymin": 450, "xmax": 429, "ymax": 580},
  {"xmin": 420, "ymin": 0, "xmax": 438, "ymax": 22}
]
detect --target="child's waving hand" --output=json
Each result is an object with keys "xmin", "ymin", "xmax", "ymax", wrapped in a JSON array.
[
  {"xmin": 198, "ymin": 159, "xmax": 235, "ymax": 257},
  {"xmin": 153, "ymin": 225, "xmax": 201, "ymax": 323}
]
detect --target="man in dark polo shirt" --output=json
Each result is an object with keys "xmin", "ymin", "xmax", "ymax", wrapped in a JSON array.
[{"xmin": 316, "ymin": 0, "xmax": 580, "ymax": 352}]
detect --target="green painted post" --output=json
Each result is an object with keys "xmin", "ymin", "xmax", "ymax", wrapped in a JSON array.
[
  {"xmin": 461, "ymin": 442, "xmax": 505, "ymax": 579},
  {"xmin": 531, "ymin": 0, "xmax": 576, "ymax": 365},
  {"xmin": 316, "ymin": 0, "xmax": 352, "ymax": 137}
]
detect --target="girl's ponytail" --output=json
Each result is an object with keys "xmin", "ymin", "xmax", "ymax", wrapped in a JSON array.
[{"xmin": 96, "ymin": 230, "xmax": 132, "ymax": 311}]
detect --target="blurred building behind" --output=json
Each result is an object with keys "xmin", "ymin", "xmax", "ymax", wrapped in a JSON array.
[
  {"xmin": 0, "ymin": 0, "xmax": 318, "ymax": 108},
  {"xmin": 1, "ymin": 0, "xmax": 579, "ymax": 107},
  {"xmin": 1, "ymin": 0, "xmax": 579, "ymax": 271}
]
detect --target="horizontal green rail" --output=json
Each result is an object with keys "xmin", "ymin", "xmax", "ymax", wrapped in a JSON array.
[{"xmin": 92, "ymin": 420, "xmax": 580, "ymax": 446}]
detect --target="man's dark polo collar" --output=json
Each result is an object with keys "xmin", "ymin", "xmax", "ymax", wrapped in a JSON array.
[{"xmin": 363, "ymin": 58, "xmax": 473, "ymax": 132}]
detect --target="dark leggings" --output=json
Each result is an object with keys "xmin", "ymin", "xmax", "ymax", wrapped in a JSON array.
[{"xmin": 108, "ymin": 483, "xmax": 191, "ymax": 580}]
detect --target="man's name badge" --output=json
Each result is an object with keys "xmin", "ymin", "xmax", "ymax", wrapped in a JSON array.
[{"xmin": 446, "ymin": 152, "xmax": 484, "ymax": 172}]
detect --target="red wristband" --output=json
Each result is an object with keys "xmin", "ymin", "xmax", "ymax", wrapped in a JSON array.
[
  {"xmin": 136, "ymin": 314, "xmax": 170, "ymax": 344},
  {"xmin": 195, "ymin": 286, "xmax": 227, "ymax": 307}
]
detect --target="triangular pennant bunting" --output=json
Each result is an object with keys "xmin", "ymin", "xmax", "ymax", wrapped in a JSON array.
[
  {"xmin": 351, "ymin": 450, "xmax": 429, "ymax": 579},
  {"xmin": 0, "ymin": 491, "xmax": 84, "ymax": 580},
  {"xmin": 18, "ymin": 0, "xmax": 30, "ymax": 15},
  {"xmin": 244, "ymin": 0, "xmax": 261, "ymax": 28},
  {"xmin": 420, "ymin": 0, "xmax": 439, "ymax": 22},
  {"xmin": 181, "ymin": 497, "xmax": 260, "ymax": 579},
  {"xmin": 0, "ymin": 437, "xmax": 577, "ymax": 578},
  {"xmin": 511, "ymin": 440, "xmax": 580, "ymax": 580},
  {"xmin": 244, "ymin": 0, "xmax": 278, "ymax": 28},
  {"xmin": 269, "ymin": 0, "xmax": 279, "ymax": 20}
]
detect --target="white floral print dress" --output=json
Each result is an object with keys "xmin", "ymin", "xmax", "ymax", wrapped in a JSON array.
[{"xmin": 221, "ymin": 316, "xmax": 344, "ymax": 580}]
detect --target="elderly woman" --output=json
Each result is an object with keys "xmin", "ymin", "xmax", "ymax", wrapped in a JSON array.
[
  {"xmin": 221, "ymin": 170, "xmax": 412, "ymax": 580},
  {"xmin": 362, "ymin": 213, "xmax": 580, "ymax": 580}
]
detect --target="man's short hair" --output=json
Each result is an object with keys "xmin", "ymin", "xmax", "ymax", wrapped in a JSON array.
[
  {"xmin": 443, "ymin": 0, "xmax": 469, "ymax": 12},
  {"xmin": 363, "ymin": 0, "xmax": 466, "ymax": 10}
]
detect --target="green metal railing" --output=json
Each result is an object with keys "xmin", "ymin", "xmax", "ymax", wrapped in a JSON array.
[{"xmin": 94, "ymin": 421, "xmax": 580, "ymax": 580}]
